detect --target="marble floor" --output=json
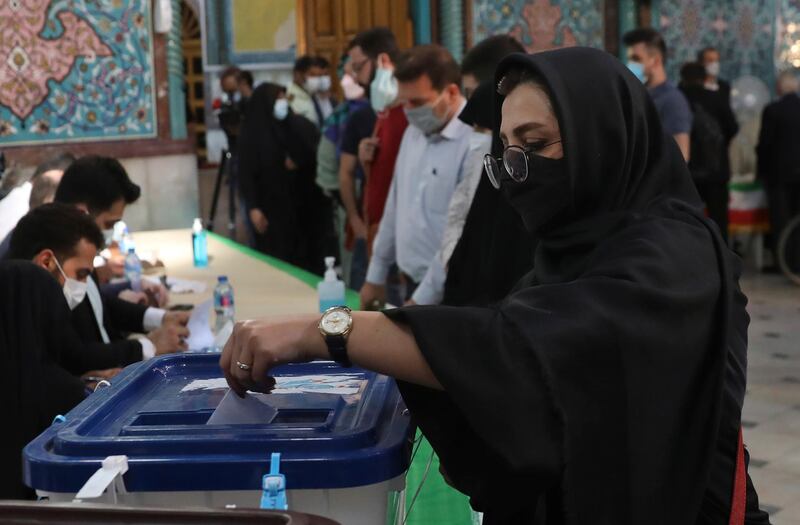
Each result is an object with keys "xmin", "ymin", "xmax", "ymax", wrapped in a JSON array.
[{"xmin": 742, "ymin": 271, "xmax": 800, "ymax": 524}]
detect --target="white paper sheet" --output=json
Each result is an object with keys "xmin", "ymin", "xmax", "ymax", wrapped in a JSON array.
[
  {"xmin": 166, "ymin": 276, "xmax": 207, "ymax": 294},
  {"xmin": 206, "ymin": 390, "xmax": 278, "ymax": 425},
  {"xmin": 185, "ymin": 299, "xmax": 214, "ymax": 350},
  {"xmin": 181, "ymin": 374, "xmax": 366, "ymax": 395}
]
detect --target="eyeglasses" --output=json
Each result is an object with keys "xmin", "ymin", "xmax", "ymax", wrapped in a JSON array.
[{"xmin": 483, "ymin": 141, "xmax": 562, "ymax": 189}]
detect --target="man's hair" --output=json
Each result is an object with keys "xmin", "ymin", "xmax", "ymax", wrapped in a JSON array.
[
  {"xmin": 294, "ymin": 55, "xmax": 316, "ymax": 73},
  {"xmin": 394, "ymin": 45, "xmax": 461, "ymax": 90},
  {"xmin": 9, "ymin": 202, "xmax": 104, "ymax": 262},
  {"xmin": 680, "ymin": 62, "xmax": 707, "ymax": 87},
  {"xmin": 696, "ymin": 46, "xmax": 718, "ymax": 63},
  {"xmin": 461, "ymin": 35, "xmax": 525, "ymax": 83},
  {"xmin": 54, "ymin": 156, "xmax": 140, "ymax": 214},
  {"xmin": 236, "ymin": 69, "xmax": 254, "ymax": 88},
  {"xmin": 312, "ymin": 56, "xmax": 330, "ymax": 69},
  {"xmin": 29, "ymin": 153, "xmax": 75, "ymax": 209},
  {"xmin": 220, "ymin": 65, "xmax": 241, "ymax": 82},
  {"xmin": 349, "ymin": 27, "xmax": 399, "ymax": 62},
  {"xmin": 623, "ymin": 27, "xmax": 668, "ymax": 60}
]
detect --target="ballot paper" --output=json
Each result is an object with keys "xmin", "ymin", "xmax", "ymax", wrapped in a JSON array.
[
  {"xmin": 166, "ymin": 277, "xmax": 207, "ymax": 294},
  {"xmin": 206, "ymin": 390, "xmax": 278, "ymax": 425},
  {"xmin": 181, "ymin": 374, "xmax": 366, "ymax": 395},
  {"xmin": 185, "ymin": 299, "xmax": 214, "ymax": 350}
]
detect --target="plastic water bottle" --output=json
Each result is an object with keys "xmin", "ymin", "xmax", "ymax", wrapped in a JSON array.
[
  {"xmin": 124, "ymin": 248, "xmax": 142, "ymax": 292},
  {"xmin": 317, "ymin": 257, "xmax": 345, "ymax": 312},
  {"xmin": 192, "ymin": 218, "xmax": 208, "ymax": 268},
  {"xmin": 214, "ymin": 276, "xmax": 235, "ymax": 332},
  {"xmin": 113, "ymin": 221, "xmax": 129, "ymax": 251}
]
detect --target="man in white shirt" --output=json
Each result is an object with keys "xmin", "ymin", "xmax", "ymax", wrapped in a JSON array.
[
  {"xmin": 360, "ymin": 45, "xmax": 472, "ymax": 307},
  {"xmin": 288, "ymin": 55, "xmax": 333, "ymax": 128}
]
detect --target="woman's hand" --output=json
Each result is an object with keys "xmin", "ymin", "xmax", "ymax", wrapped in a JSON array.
[
  {"xmin": 249, "ymin": 209, "xmax": 269, "ymax": 234},
  {"xmin": 220, "ymin": 315, "xmax": 324, "ymax": 397}
]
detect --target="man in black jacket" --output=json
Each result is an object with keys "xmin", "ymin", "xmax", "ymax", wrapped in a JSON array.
[
  {"xmin": 9, "ymin": 204, "xmax": 189, "ymax": 367},
  {"xmin": 757, "ymin": 71, "xmax": 800, "ymax": 261},
  {"xmin": 51, "ymin": 156, "xmax": 187, "ymax": 358},
  {"xmin": 679, "ymin": 62, "xmax": 739, "ymax": 241},
  {"xmin": 697, "ymin": 47, "xmax": 732, "ymax": 102}
]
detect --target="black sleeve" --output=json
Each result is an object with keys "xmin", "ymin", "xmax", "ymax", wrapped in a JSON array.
[
  {"xmin": 58, "ymin": 336, "xmax": 143, "ymax": 376},
  {"xmin": 100, "ymin": 280, "xmax": 131, "ymax": 301},
  {"xmin": 237, "ymin": 104, "xmax": 261, "ymax": 211},
  {"xmin": 103, "ymin": 294, "xmax": 147, "ymax": 335},
  {"xmin": 340, "ymin": 107, "xmax": 376, "ymax": 155},
  {"xmin": 43, "ymin": 360, "xmax": 87, "ymax": 417},
  {"xmin": 717, "ymin": 93, "xmax": 739, "ymax": 142},
  {"xmin": 756, "ymin": 104, "xmax": 775, "ymax": 180},
  {"xmin": 286, "ymin": 115, "xmax": 322, "ymax": 171}
]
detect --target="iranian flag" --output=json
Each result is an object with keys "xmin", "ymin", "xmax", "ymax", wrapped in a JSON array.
[{"xmin": 728, "ymin": 181, "xmax": 770, "ymax": 234}]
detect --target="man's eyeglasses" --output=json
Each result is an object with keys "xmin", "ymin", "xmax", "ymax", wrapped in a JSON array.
[{"xmin": 483, "ymin": 141, "xmax": 562, "ymax": 189}]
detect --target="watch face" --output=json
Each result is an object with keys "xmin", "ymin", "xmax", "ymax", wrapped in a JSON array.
[{"xmin": 321, "ymin": 308, "xmax": 351, "ymax": 335}]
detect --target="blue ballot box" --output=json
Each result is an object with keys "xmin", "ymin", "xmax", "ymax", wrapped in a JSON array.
[{"xmin": 24, "ymin": 354, "xmax": 412, "ymax": 525}]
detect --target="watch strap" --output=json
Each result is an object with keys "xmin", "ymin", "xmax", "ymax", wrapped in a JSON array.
[{"xmin": 325, "ymin": 334, "xmax": 351, "ymax": 367}]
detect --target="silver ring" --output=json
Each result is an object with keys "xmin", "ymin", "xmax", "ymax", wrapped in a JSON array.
[{"xmin": 236, "ymin": 361, "xmax": 252, "ymax": 371}]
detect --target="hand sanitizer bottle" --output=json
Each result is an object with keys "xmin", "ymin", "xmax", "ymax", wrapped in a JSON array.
[
  {"xmin": 318, "ymin": 257, "xmax": 345, "ymax": 312},
  {"xmin": 192, "ymin": 218, "xmax": 208, "ymax": 268}
]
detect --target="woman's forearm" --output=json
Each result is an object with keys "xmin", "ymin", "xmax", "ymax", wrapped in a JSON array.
[{"xmin": 302, "ymin": 311, "xmax": 443, "ymax": 390}]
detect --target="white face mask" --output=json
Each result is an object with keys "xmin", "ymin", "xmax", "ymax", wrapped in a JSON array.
[
  {"xmin": 705, "ymin": 61, "xmax": 721, "ymax": 78},
  {"xmin": 273, "ymin": 98, "xmax": 289, "ymax": 121},
  {"xmin": 305, "ymin": 76, "xmax": 327, "ymax": 93},
  {"xmin": 53, "ymin": 257, "xmax": 88, "ymax": 310},
  {"xmin": 370, "ymin": 65, "xmax": 398, "ymax": 113},
  {"xmin": 341, "ymin": 73, "xmax": 365, "ymax": 100},
  {"xmin": 102, "ymin": 228, "xmax": 114, "ymax": 247},
  {"xmin": 318, "ymin": 75, "xmax": 332, "ymax": 92}
]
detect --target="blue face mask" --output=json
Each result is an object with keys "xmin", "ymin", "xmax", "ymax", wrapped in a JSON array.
[
  {"xmin": 273, "ymin": 98, "xmax": 289, "ymax": 121},
  {"xmin": 626, "ymin": 61, "xmax": 647, "ymax": 84},
  {"xmin": 370, "ymin": 66, "xmax": 398, "ymax": 113}
]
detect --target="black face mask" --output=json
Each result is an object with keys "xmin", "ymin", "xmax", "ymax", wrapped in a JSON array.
[{"xmin": 501, "ymin": 154, "xmax": 572, "ymax": 234}]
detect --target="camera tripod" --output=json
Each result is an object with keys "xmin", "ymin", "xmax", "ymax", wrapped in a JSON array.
[{"xmin": 207, "ymin": 148, "xmax": 236, "ymax": 236}]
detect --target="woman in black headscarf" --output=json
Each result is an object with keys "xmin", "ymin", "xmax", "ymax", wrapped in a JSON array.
[
  {"xmin": 238, "ymin": 82, "xmax": 333, "ymax": 274},
  {"xmin": 221, "ymin": 48, "xmax": 769, "ymax": 524},
  {"xmin": 1, "ymin": 261, "xmax": 86, "ymax": 499}
]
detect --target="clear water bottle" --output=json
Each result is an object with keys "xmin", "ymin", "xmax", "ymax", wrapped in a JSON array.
[
  {"xmin": 214, "ymin": 275, "xmax": 235, "ymax": 332},
  {"xmin": 318, "ymin": 256, "xmax": 345, "ymax": 312},
  {"xmin": 192, "ymin": 218, "xmax": 208, "ymax": 268},
  {"xmin": 124, "ymin": 248, "xmax": 142, "ymax": 292}
]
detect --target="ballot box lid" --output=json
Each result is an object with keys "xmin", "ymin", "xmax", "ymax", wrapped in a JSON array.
[{"xmin": 24, "ymin": 354, "xmax": 411, "ymax": 493}]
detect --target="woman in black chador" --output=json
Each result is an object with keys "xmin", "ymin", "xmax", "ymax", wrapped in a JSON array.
[
  {"xmin": 238, "ymin": 82, "xmax": 333, "ymax": 274},
  {"xmin": 222, "ymin": 48, "xmax": 771, "ymax": 524}
]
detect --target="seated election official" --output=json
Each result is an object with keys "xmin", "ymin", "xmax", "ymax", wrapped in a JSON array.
[
  {"xmin": 8, "ymin": 204, "xmax": 188, "ymax": 368},
  {"xmin": 221, "ymin": 49, "xmax": 770, "ymax": 524},
  {"xmin": 0, "ymin": 260, "xmax": 88, "ymax": 499}
]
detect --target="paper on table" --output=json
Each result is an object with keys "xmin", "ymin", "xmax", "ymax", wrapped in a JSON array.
[
  {"xmin": 166, "ymin": 276, "xmax": 207, "ymax": 294},
  {"xmin": 181, "ymin": 374, "xmax": 366, "ymax": 395},
  {"xmin": 185, "ymin": 299, "xmax": 214, "ymax": 350},
  {"xmin": 206, "ymin": 390, "xmax": 278, "ymax": 425}
]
